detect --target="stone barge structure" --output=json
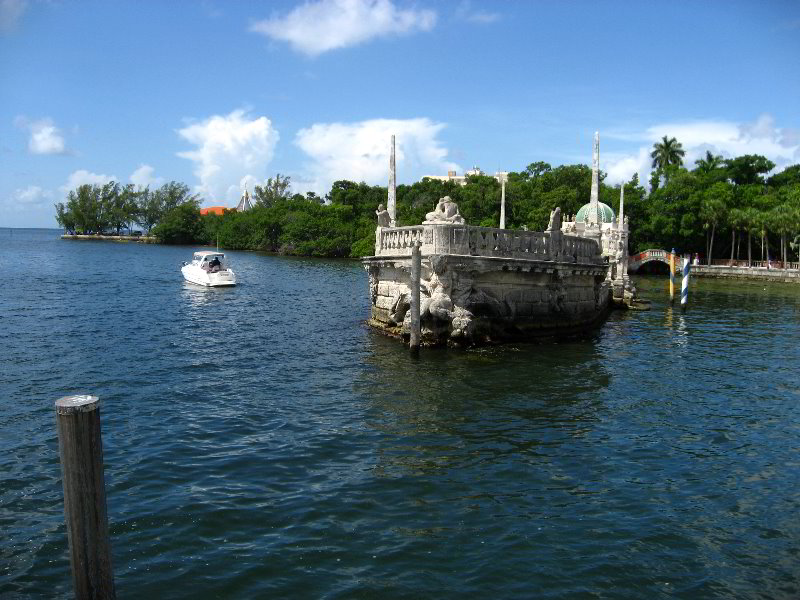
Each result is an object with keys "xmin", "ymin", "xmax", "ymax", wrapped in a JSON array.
[
  {"xmin": 363, "ymin": 133, "xmax": 634, "ymax": 346},
  {"xmin": 365, "ymin": 217, "xmax": 611, "ymax": 345}
]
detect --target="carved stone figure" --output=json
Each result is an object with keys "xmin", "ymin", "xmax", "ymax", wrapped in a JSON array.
[
  {"xmin": 423, "ymin": 196, "xmax": 465, "ymax": 224},
  {"xmin": 375, "ymin": 203, "xmax": 391, "ymax": 227},
  {"xmin": 389, "ymin": 291, "xmax": 409, "ymax": 326},
  {"xmin": 420, "ymin": 271, "xmax": 454, "ymax": 322},
  {"xmin": 547, "ymin": 207, "xmax": 562, "ymax": 231}
]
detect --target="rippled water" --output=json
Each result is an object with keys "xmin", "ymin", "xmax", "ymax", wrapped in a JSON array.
[{"xmin": 2, "ymin": 228, "xmax": 799, "ymax": 598}]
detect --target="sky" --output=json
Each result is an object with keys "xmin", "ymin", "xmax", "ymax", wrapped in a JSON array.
[{"xmin": 1, "ymin": 0, "xmax": 799, "ymax": 228}]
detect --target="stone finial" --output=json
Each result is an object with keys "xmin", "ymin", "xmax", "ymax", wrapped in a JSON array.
[{"xmin": 423, "ymin": 196, "xmax": 465, "ymax": 224}]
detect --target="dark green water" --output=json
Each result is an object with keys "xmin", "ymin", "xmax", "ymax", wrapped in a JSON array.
[{"xmin": 2, "ymin": 228, "xmax": 799, "ymax": 598}]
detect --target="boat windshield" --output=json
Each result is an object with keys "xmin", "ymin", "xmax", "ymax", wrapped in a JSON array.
[{"xmin": 193, "ymin": 253, "xmax": 225, "ymax": 263}]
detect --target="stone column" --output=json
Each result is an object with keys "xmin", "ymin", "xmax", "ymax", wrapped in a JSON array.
[
  {"xmin": 500, "ymin": 175, "xmax": 506, "ymax": 229},
  {"xmin": 388, "ymin": 135, "xmax": 396, "ymax": 227},
  {"xmin": 619, "ymin": 186, "xmax": 630, "ymax": 289},
  {"xmin": 588, "ymin": 131, "xmax": 600, "ymax": 226}
]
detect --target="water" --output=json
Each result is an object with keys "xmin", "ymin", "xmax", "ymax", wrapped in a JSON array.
[{"xmin": 2, "ymin": 228, "xmax": 799, "ymax": 599}]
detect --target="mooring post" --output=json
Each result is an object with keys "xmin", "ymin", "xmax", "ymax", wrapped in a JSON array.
[
  {"xmin": 55, "ymin": 395, "xmax": 116, "ymax": 600},
  {"xmin": 681, "ymin": 256, "xmax": 690, "ymax": 312},
  {"xmin": 410, "ymin": 240, "xmax": 422, "ymax": 352},
  {"xmin": 669, "ymin": 248, "xmax": 675, "ymax": 304}
]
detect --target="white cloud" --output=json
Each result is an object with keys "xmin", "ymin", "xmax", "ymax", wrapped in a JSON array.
[
  {"xmin": 294, "ymin": 117, "xmax": 458, "ymax": 195},
  {"xmin": 602, "ymin": 114, "xmax": 800, "ymax": 186},
  {"xmin": 455, "ymin": 1, "xmax": 500, "ymax": 24},
  {"xmin": 60, "ymin": 170, "xmax": 117, "ymax": 196},
  {"xmin": 603, "ymin": 147, "xmax": 651, "ymax": 186},
  {"xmin": 15, "ymin": 116, "xmax": 68, "ymax": 154},
  {"xmin": 177, "ymin": 109, "xmax": 279, "ymax": 204},
  {"xmin": 250, "ymin": 0, "xmax": 437, "ymax": 56},
  {"xmin": 13, "ymin": 185, "xmax": 52, "ymax": 206},
  {"xmin": 0, "ymin": 0, "xmax": 27, "ymax": 33},
  {"xmin": 129, "ymin": 164, "xmax": 164, "ymax": 188}
]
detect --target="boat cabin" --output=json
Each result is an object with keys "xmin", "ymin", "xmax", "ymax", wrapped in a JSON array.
[{"xmin": 193, "ymin": 251, "xmax": 227, "ymax": 272}]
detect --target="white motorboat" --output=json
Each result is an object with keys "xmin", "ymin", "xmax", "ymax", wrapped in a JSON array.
[{"xmin": 181, "ymin": 251, "xmax": 236, "ymax": 287}]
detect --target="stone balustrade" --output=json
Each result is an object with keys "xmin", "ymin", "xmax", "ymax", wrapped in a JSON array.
[
  {"xmin": 375, "ymin": 223, "xmax": 602, "ymax": 264},
  {"xmin": 376, "ymin": 226, "xmax": 425, "ymax": 256}
]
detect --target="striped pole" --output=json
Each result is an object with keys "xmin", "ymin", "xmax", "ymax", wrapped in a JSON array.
[
  {"xmin": 669, "ymin": 248, "xmax": 675, "ymax": 304},
  {"xmin": 681, "ymin": 257, "xmax": 690, "ymax": 312},
  {"xmin": 409, "ymin": 241, "xmax": 421, "ymax": 353}
]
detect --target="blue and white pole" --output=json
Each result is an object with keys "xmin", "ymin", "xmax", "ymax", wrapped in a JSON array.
[
  {"xmin": 669, "ymin": 248, "xmax": 676, "ymax": 304},
  {"xmin": 681, "ymin": 256, "xmax": 690, "ymax": 311}
]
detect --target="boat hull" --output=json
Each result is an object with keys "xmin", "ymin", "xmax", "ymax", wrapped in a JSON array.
[{"xmin": 181, "ymin": 265, "xmax": 236, "ymax": 287}]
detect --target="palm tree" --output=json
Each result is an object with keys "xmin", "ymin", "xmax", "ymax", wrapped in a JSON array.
[
  {"xmin": 728, "ymin": 208, "xmax": 745, "ymax": 263},
  {"xmin": 650, "ymin": 136, "xmax": 686, "ymax": 182},
  {"xmin": 693, "ymin": 150, "xmax": 723, "ymax": 175},
  {"xmin": 700, "ymin": 182, "xmax": 731, "ymax": 265},
  {"xmin": 741, "ymin": 207, "xmax": 760, "ymax": 267}
]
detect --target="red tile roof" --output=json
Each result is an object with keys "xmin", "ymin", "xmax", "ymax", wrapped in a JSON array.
[{"xmin": 200, "ymin": 206, "xmax": 229, "ymax": 216}]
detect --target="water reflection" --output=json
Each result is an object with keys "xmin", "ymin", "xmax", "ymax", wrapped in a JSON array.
[
  {"xmin": 358, "ymin": 334, "xmax": 611, "ymax": 477},
  {"xmin": 664, "ymin": 305, "xmax": 690, "ymax": 349},
  {"xmin": 180, "ymin": 282, "xmax": 236, "ymax": 312}
]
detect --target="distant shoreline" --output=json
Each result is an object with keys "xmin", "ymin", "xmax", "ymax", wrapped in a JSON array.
[{"xmin": 60, "ymin": 233, "xmax": 158, "ymax": 244}]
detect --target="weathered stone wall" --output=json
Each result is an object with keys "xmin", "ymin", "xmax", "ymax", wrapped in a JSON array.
[
  {"xmin": 690, "ymin": 265, "xmax": 800, "ymax": 283},
  {"xmin": 365, "ymin": 254, "xmax": 611, "ymax": 346}
]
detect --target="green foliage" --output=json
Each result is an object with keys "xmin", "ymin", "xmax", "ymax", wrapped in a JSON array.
[
  {"xmin": 152, "ymin": 200, "xmax": 203, "ymax": 244},
  {"xmin": 693, "ymin": 150, "xmax": 724, "ymax": 175},
  {"xmin": 55, "ymin": 151, "xmax": 800, "ymax": 264},
  {"xmin": 254, "ymin": 174, "xmax": 292, "ymax": 207},
  {"xmin": 725, "ymin": 154, "xmax": 775, "ymax": 186},
  {"xmin": 768, "ymin": 164, "xmax": 800, "ymax": 188}
]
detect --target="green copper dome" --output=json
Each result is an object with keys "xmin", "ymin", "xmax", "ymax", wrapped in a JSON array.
[{"xmin": 575, "ymin": 202, "xmax": 615, "ymax": 224}]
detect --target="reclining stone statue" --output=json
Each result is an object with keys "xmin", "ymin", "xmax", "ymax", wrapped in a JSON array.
[{"xmin": 423, "ymin": 196, "xmax": 465, "ymax": 224}]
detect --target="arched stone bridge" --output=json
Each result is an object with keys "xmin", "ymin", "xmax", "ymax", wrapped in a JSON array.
[{"xmin": 628, "ymin": 249, "xmax": 682, "ymax": 273}]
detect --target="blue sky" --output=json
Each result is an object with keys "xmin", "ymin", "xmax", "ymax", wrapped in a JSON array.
[{"xmin": 2, "ymin": 0, "xmax": 799, "ymax": 227}]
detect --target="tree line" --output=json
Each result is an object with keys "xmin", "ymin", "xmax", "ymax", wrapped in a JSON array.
[
  {"xmin": 54, "ymin": 181, "xmax": 199, "ymax": 236},
  {"xmin": 55, "ymin": 142, "xmax": 800, "ymax": 264}
]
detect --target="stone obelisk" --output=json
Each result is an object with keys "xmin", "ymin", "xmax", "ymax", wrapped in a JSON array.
[
  {"xmin": 618, "ymin": 183, "xmax": 629, "ymax": 287},
  {"xmin": 588, "ymin": 131, "xmax": 600, "ymax": 226},
  {"xmin": 500, "ymin": 175, "xmax": 506, "ymax": 229},
  {"xmin": 388, "ymin": 135, "xmax": 396, "ymax": 227}
]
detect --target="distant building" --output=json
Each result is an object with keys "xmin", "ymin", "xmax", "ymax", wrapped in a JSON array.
[
  {"xmin": 199, "ymin": 189, "xmax": 253, "ymax": 216},
  {"xmin": 236, "ymin": 188, "xmax": 254, "ymax": 211},
  {"xmin": 200, "ymin": 206, "xmax": 227, "ymax": 216},
  {"xmin": 422, "ymin": 166, "xmax": 507, "ymax": 186}
]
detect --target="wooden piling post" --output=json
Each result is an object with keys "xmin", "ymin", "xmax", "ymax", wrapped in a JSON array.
[
  {"xmin": 55, "ymin": 395, "xmax": 116, "ymax": 600},
  {"xmin": 410, "ymin": 241, "xmax": 422, "ymax": 352},
  {"xmin": 681, "ymin": 257, "xmax": 690, "ymax": 312}
]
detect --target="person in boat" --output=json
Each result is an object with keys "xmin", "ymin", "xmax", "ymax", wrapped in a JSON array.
[{"xmin": 209, "ymin": 256, "xmax": 221, "ymax": 272}]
